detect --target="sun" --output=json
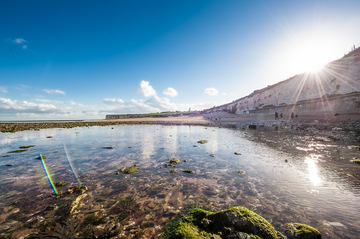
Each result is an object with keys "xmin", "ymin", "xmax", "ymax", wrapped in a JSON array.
[
  {"xmin": 291, "ymin": 39, "xmax": 330, "ymax": 73},
  {"xmin": 272, "ymin": 32, "xmax": 342, "ymax": 77}
]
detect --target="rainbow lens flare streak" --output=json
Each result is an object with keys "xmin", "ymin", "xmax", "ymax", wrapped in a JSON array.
[
  {"xmin": 39, "ymin": 154, "xmax": 58, "ymax": 195},
  {"xmin": 63, "ymin": 143, "xmax": 82, "ymax": 185}
]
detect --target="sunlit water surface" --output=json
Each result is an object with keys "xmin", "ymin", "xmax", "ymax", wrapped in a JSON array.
[{"xmin": 1, "ymin": 125, "xmax": 359, "ymax": 238}]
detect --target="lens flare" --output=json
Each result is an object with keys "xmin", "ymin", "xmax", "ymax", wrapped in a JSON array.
[
  {"xmin": 39, "ymin": 154, "xmax": 58, "ymax": 195},
  {"xmin": 63, "ymin": 143, "xmax": 82, "ymax": 185}
]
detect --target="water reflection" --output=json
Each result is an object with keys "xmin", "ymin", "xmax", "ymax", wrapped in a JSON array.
[
  {"xmin": 304, "ymin": 154, "xmax": 322, "ymax": 186},
  {"xmin": 1, "ymin": 125, "xmax": 360, "ymax": 238}
]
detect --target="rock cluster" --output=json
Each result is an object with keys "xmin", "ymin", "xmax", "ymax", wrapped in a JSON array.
[{"xmin": 162, "ymin": 206, "xmax": 321, "ymax": 239}]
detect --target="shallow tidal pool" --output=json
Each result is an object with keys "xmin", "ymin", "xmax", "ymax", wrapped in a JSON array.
[{"xmin": 0, "ymin": 125, "xmax": 359, "ymax": 238}]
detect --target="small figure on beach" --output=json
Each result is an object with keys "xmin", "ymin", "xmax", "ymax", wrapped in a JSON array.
[
  {"xmin": 275, "ymin": 112, "xmax": 279, "ymax": 120},
  {"xmin": 280, "ymin": 113, "xmax": 283, "ymax": 119},
  {"xmin": 291, "ymin": 112, "xmax": 295, "ymax": 119}
]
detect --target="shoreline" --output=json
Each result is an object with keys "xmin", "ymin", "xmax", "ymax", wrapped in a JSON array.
[{"xmin": 1, "ymin": 112, "xmax": 360, "ymax": 137}]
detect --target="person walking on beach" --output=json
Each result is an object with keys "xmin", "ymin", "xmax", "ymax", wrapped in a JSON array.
[
  {"xmin": 275, "ymin": 112, "xmax": 279, "ymax": 120},
  {"xmin": 280, "ymin": 113, "xmax": 283, "ymax": 119},
  {"xmin": 291, "ymin": 112, "xmax": 295, "ymax": 119}
]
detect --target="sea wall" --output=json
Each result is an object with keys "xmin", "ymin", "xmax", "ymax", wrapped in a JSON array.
[{"xmin": 206, "ymin": 47, "xmax": 360, "ymax": 117}]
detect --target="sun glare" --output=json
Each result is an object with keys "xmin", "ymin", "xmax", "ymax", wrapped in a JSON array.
[
  {"xmin": 271, "ymin": 32, "xmax": 343, "ymax": 78},
  {"xmin": 290, "ymin": 38, "xmax": 333, "ymax": 73}
]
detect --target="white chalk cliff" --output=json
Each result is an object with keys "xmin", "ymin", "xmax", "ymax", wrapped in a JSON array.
[{"xmin": 208, "ymin": 47, "xmax": 360, "ymax": 116}]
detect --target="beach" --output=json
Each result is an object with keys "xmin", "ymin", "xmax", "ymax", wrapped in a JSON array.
[{"xmin": 1, "ymin": 112, "xmax": 360, "ymax": 238}]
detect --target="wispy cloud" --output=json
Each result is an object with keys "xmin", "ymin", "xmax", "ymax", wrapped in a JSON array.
[
  {"xmin": 4, "ymin": 37, "xmax": 28, "ymax": 49},
  {"xmin": 14, "ymin": 38, "xmax": 26, "ymax": 44},
  {"xmin": 69, "ymin": 101, "xmax": 86, "ymax": 107},
  {"xmin": 43, "ymin": 89, "xmax": 66, "ymax": 95},
  {"xmin": 103, "ymin": 98, "xmax": 124, "ymax": 105},
  {"xmin": 0, "ymin": 86, "xmax": 7, "ymax": 93},
  {"xmin": 204, "ymin": 87, "xmax": 219, "ymax": 96},
  {"xmin": 163, "ymin": 87, "xmax": 178, "ymax": 97}
]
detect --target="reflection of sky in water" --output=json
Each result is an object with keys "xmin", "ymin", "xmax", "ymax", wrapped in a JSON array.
[{"xmin": 0, "ymin": 125, "xmax": 360, "ymax": 237}]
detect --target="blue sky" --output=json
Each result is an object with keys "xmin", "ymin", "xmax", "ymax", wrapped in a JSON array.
[{"xmin": 1, "ymin": 0, "xmax": 359, "ymax": 120}]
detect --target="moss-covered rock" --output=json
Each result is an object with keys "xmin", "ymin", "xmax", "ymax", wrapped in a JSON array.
[
  {"xmin": 125, "ymin": 166, "xmax": 139, "ymax": 174},
  {"xmin": 197, "ymin": 140, "xmax": 208, "ymax": 144},
  {"xmin": 170, "ymin": 158, "xmax": 181, "ymax": 165},
  {"xmin": 284, "ymin": 223, "xmax": 321, "ymax": 239},
  {"xmin": 208, "ymin": 206, "xmax": 278, "ymax": 239},
  {"xmin": 352, "ymin": 158, "xmax": 360, "ymax": 164},
  {"xmin": 55, "ymin": 181, "xmax": 68, "ymax": 187},
  {"xmin": 162, "ymin": 206, "xmax": 279, "ymax": 239},
  {"xmin": 8, "ymin": 149, "xmax": 27, "ymax": 153},
  {"xmin": 170, "ymin": 169, "xmax": 178, "ymax": 174},
  {"xmin": 163, "ymin": 206, "xmax": 321, "ymax": 239}
]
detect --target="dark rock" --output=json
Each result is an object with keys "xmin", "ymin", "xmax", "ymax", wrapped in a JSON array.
[
  {"xmin": 183, "ymin": 169, "xmax": 194, "ymax": 174},
  {"xmin": 236, "ymin": 170, "xmax": 246, "ymax": 175},
  {"xmin": 19, "ymin": 145, "xmax": 35, "ymax": 149},
  {"xmin": 249, "ymin": 125, "xmax": 257, "ymax": 130}
]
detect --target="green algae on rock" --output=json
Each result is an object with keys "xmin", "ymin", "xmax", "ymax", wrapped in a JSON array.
[
  {"xmin": 125, "ymin": 166, "xmax": 139, "ymax": 174},
  {"xmin": 170, "ymin": 169, "xmax": 178, "ymax": 174},
  {"xmin": 162, "ymin": 206, "xmax": 279, "ymax": 239},
  {"xmin": 7, "ymin": 149, "xmax": 27, "ymax": 153},
  {"xmin": 234, "ymin": 152, "xmax": 241, "ymax": 155},
  {"xmin": 55, "ymin": 181, "xmax": 68, "ymax": 187},
  {"xmin": 284, "ymin": 223, "xmax": 321, "ymax": 239},
  {"xmin": 162, "ymin": 206, "xmax": 321, "ymax": 239},
  {"xmin": 170, "ymin": 158, "xmax": 181, "ymax": 165},
  {"xmin": 209, "ymin": 154, "xmax": 215, "ymax": 157},
  {"xmin": 101, "ymin": 146, "xmax": 114, "ymax": 149},
  {"xmin": 197, "ymin": 140, "xmax": 208, "ymax": 144},
  {"xmin": 352, "ymin": 158, "xmax": 360, "ymax": 164}
]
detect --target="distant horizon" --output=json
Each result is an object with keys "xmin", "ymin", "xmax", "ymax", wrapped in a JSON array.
[{"xmin": 1, "ymin": 0, "xmax": 360, "ymax": 120}]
